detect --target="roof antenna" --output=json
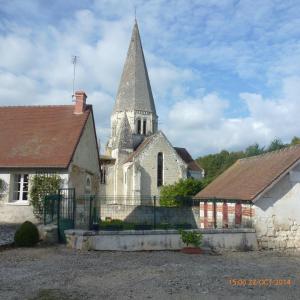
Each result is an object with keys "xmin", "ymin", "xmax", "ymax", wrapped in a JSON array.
[
  {"xmin": 134, "ymin": 4, "xmax": 137, "ymax": 22},
  {"xmin": 72, "ymin": 55, "xmax": 79, "ymax": 101}
]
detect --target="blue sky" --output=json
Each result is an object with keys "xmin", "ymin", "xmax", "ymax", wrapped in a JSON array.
[{"xmin": 1, "ymin": 0, "xmax": 300, "ymax": 156}]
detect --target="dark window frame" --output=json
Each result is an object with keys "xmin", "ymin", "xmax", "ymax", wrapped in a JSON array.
[
  {"xmin": 143, "ymin": 119, "xmax": 147, "ymax": 135},
  {"xmin": 157, "ymin": 152, "xmax": 163, "ymax": 187},
  {"xmin": 137, "ymin": 119, "xmax": 141, "ymax": 134}
]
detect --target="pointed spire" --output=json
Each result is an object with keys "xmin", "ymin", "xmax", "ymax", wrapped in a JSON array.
[
  {"xmin": 113, "ymin": 21, "xmax": 156, "ymax": 115},
  {"xmin": 113, "ymin": 114, "xmax": 134, "ymax": 150}
]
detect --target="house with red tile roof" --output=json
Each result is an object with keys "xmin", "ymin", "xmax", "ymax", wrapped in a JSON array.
[
  {"xmin": 196, "ymin": 145, "xmax": 300, "ymax": 250},
  {"xmin": 0, "ymin": 91, "xmax": 100, "ymax": 223}
]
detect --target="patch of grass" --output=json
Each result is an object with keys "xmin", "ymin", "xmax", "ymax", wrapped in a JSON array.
[{"xmin": 29, "ymin": 289, "xmax": 79, "ymax": 300}]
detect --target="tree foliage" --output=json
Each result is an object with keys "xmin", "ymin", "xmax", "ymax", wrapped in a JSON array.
[
  {"xmin": 197, "ymin": 150, "xmax": 245, "ymax": 184},
  {"xmin": 291, "ymin": 136, "xmax": 300, "ymax": 145},
  {"xmin": 160, "ymin": 178, "xmax": 203, "ymax": 207},
  {"xmin": 30, "ymin": 174, "xmax": 61, "ymax": 219},
  {"xmin": 244, "ymin": 143, "xmax": 265, "ymax": 157},
  {"xmin": 267, "ymin": 138, "xmax": 286, "ymax": 152}
]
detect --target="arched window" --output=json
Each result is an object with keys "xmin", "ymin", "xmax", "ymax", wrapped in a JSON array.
[
  {"xmin": 85, "ymin": 175, "xmax": 91, "ymax": 194},
  {"xmin": 143, "ymin": 120, "xmax": 147, "ymax": 135},
  {"xmin": 157, "ymin": 152, "xmax": 163, "ymax": 187},
  {"xmin": 137, "ymin": 119, "xmax": 141, "ymax": 134}
]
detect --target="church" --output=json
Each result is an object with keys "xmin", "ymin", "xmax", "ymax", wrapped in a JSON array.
[{"xmin": 100, "ymin": 21, "xmax": 203, "ymax": 199}]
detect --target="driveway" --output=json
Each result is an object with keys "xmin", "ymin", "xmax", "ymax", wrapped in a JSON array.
[{"xmin": 0, "ymin": 246, "xmax": 299, "ymax": 299}]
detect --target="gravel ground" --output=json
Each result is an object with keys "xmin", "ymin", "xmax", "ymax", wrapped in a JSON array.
[
  {"xmin": 0, "ymin": 246, "xmax": 300, "ymax": 300},
  {"xmin": 0, "ymin": 224, "xmax": 17, "ymax": 246}
]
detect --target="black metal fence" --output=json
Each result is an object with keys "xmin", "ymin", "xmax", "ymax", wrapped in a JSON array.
[
  {"xmin": 43, "ymin": 188, "xmax": 75, "ymax": 242},
  {"xmin": 44, "ymin": 193, "xmax": 254, "ymax": 232},
  {"xmin": 74, "ymin": 195, "xmax": 254, "ymax": 231}
]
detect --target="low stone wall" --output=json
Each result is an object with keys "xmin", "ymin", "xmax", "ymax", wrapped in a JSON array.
[
  {"xmin": 38, "ymin": 224, "xmax": 58, "ymax": 244},
  {"xmin": 65, "ymin": 228, "xmax": 258, "ymax": 251},
  {"xmin": 255, "ymin": 217, "xmax": 300, "ymax": 250}
]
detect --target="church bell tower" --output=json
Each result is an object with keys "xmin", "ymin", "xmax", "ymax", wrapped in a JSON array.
[{"xmin": 106, "ymin": 20, "xmax": 158, "ymax": 158}]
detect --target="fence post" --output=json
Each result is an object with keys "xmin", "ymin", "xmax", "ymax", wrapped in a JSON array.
[
  {"xmin": 213, "ymin": 200, "xmax": 217, "ymax": 228},
  {"xmin": 57, "ymin": 192, "xmax": 61, "ymax": 241},
  {"xmin": 43, "ymin": 197, "xmax": 46, "ymax": 225},
  {"xmin": 89, "ymin": 195, "xmax": 93, "ymax": 230},
  {"xmin": 249, "ymin": 202, "xmax": 252, "ymax": 228},
  {"xmin": 153, "ymin": 196, "xmax": 156, "ymax": 229}
]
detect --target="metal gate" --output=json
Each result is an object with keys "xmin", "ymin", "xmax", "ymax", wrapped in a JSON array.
[{"xmin": 44, "ymin": 188, "xmax": 75, "ymax": 243}]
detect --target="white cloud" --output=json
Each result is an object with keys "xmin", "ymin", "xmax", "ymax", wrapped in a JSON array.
[
  {"xmin": 1, "ymin": 1, "xmax": 300, "ymax": 157},
  {"xmin": 165, "ymin": 76, "xmax": 300, "ymax": 156},
  {"xmin": 169, "ymin": 94, "xmax": 228, "ymax": 129}
]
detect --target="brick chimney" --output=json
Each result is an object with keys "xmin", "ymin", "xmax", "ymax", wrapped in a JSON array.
[{"xmin": 74, "ymin": 91, "xmax": 87, "ymax": 114}]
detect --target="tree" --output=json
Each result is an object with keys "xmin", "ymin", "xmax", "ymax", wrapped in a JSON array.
[
  {"xmin": 30, "ymin": 174, "xmax": 61, "ymax": 219},
  {"xmin": 267, "ymin": 138, "xmax": 286, "ymax": 152},
  {"xmin": 160, "ymin": 178, "xmax": 203, "ymax": 207},
  {"xmin": 291, "ymin": 136, "xmax": 300, "ymax": 145},
  {"xmin": 196, "ymin": 150, "xmax": 245, "ymax": 183},
  {"xmin": 245, "ymin": 143, "xmax": 264, "ymax": 157}
]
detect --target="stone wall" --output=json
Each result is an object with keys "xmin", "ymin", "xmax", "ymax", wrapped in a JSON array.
[
  {"xmin": 133, "ymin": 132, "xmax": 187, "ymax": 196},
  {"xmin": 100, "ymin": 204, "xmax": 200, "ymax": 228},
  {"xmin": 254, "ymin": 168, "xmax": 300, "ymax": 250},
  {"xmin": 65, "ymin": 228, "xmax": 258, "ymax": 251},
  {"xmin": 255, "ymin": 217, "xmax": 300, "ymax": 250}
]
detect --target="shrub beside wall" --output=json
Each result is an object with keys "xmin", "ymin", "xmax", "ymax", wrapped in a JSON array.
[
  {"xmin": 30, "ymin": 174, "xmax": 61, "ymax": 220},
  {"xmin": 160, "ymin": 178, "xmax": 203, "ymax": 207},
  {"xmin": 14, "ymin": 221, "xmax": 40, "ymax": 247}
]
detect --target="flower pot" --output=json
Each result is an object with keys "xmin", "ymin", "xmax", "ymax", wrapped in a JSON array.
[{"xmin": 181, "ymin": 247, "xmax": 202, "ymax": 254}]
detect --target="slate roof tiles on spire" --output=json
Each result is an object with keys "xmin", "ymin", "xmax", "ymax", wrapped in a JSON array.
[
  {"xmin": 114, "ymin": 113, "xmax": 134, "ymax": 150},
  {"xmin": 113, "ymin": 21, "xmax": 156, "ymax": 115}
]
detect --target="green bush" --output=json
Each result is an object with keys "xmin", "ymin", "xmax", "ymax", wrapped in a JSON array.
[
  {"xmin": 14, "ymin": 221, "xmax": 40, "ymax": 247},
  {"xmin": 180, "ymin": 230, "xmax": 202, "ymax": 248},
  {"xmin": 99, "ymin": 219, "xmax": 135, "ymax": 230},
  {"xmin": 30, "ymin": 174, "xmax": 61, "ymax": 219},
  {"xmin": 160, "ymin": 178, "xmax": 203, "ymax": 207}
]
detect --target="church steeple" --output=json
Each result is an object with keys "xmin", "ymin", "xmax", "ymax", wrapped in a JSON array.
[
  {"xmin": 113, "ymin": 21, "xmax": 156, "ymax": 115},
  {"xmin": 106, "ymin": 21, "xmax": 158, "ymax": 156}
]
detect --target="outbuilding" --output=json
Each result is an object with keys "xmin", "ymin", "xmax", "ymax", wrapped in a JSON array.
[{"xmin": 196, "ymin": 146, "xmax": 300, "ymax": 250}]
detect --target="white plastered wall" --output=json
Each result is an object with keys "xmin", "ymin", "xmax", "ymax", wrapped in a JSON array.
[
  {"xmin": 0, "ymin": 171, "xmax": 69, "ymax": 224},
  {"xmin": 254, "ymin": 163, "xmax": 300, "ymax": 250}
]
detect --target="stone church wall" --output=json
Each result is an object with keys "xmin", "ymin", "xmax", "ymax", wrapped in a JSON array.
[
  {"xmin": 254, "ymin": 169, "xmax": 300, "ymax": 250},
  {"xmin": 138, "ymin": 133, "xmax": 186, "ymax": 196}
]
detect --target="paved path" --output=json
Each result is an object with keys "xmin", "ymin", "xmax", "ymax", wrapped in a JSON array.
[
  {"xmin": 0, "ymin": 246, "xmax": 299, "ymax": 299},
  {"xmin": 0, "ymin": 224, "xmax": 17, "ymax": 246}
]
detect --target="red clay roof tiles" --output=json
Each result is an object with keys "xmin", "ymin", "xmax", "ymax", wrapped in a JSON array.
[
  {"xmin": 0, "ymin": 105, "xmax": 91, "ymax": 168},
  {"xmin": 196, "ymin": 145, "xmax": 300, "ymax": 201}
]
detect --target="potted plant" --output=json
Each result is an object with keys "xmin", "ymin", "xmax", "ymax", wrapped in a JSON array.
[{"xmin": 179, "ymin": 230, "xmax": 203, "ymax": 254}]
